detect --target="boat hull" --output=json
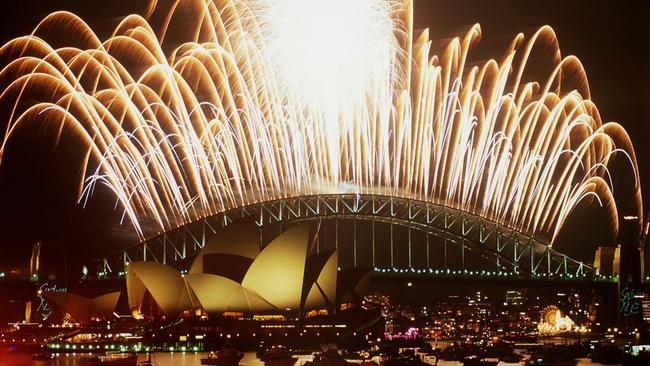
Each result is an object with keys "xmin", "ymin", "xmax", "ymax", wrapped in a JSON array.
[{"xmin": 265, "ymin": 357, "xmax": 298, "ymax": 366}]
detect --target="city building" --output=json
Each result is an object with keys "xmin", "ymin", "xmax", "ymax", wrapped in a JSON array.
[
  {"xmin": 505, "ymin": 290, "xmax": 524, "ymax": 306},
  {"xmin": 642, "ymin": 294, "xmax": 650, "ymax": 324}
]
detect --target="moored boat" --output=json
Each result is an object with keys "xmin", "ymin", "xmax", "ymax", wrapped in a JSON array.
[
  {"xmin": 590, "ymin": 344, "xmax": 623, "ymax": 365},
  {"xmin": 303, "ymin": 349, "xmax": 355, "ymax": 366},
  {"xmin": 31, "ymin": 351, "xmax": 55, "ymax": 361},
  {"xmin": 259, "ymin": 345, "xmax": 298, "ymax": 366},
  {"xmin": 462, "ymin": 355, "xmax": 499, "ymax": 366},
  {"xmin": 201, "ymin": 347, "xmax": 244, "ymax": 366}
]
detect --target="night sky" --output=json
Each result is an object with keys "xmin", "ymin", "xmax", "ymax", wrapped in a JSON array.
[{"xmin": 0, "ymin": 0, "xmax": 648, "ymax": 275}]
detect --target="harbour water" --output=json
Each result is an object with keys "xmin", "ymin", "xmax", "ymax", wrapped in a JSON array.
[{"xmin": 0, "ymin": 351, "xmax": 619, "ymax": 366}]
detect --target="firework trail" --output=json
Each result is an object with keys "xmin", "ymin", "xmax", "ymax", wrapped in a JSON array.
[{"xmin": 0, "ymin": 0, "xmax": 642, "ymax": 244}]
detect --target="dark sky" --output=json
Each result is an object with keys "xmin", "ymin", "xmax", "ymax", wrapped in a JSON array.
[{"xmin": 0, "ymin": 0, "xmax": 648, "ymax": 273}]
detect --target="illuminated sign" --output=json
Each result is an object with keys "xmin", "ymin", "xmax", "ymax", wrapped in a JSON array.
[
  {"xmin": 620, "ymin": 288, "xmax": 641, "ymax": 317},
  {"xmin": 36, "ymin": 282, "xmax": 67, "ymax": 319}
]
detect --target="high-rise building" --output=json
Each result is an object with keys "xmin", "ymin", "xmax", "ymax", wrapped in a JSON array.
[
  {"xmin": 642, "ymin": 293, "xmax": 650, "ymax": 324},
  {"xmin": 505, "ymin": 290, "xmax": 524, "ymax": 306}
]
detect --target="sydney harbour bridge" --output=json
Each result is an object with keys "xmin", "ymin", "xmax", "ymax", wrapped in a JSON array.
[
  {"xmin": 96, "ymin": 194, "xmax": 596, "ymax": 277},
  {"xmin": 91, "ymin": 193, "xmax": 647, "ymax": 326}
]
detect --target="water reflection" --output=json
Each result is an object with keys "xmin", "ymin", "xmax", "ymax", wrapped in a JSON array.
[
  {"xmin": 0, "ymin": 351, "xmax": 610, "ymax": 366},
  {"xmin": 0, "ymin": 351, "xmax": 317, "ymax": 366}
]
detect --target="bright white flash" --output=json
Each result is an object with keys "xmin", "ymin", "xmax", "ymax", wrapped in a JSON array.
[{"xmin": 257, "ymin": 0, "xmax": 397, "ymax": 115}]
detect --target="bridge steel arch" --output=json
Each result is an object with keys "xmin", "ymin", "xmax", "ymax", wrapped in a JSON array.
[{"xmin": 93, "ymin": 194, "xmax": 593, "ymax": 279}]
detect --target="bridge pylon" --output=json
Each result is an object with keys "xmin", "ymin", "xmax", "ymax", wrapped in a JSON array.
[{"xmin": 616, "ymin": 216, "xmax": 645, "ymax": 327}]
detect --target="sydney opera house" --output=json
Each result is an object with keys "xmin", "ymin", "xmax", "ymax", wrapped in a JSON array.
[{"xmin": 126, "ymin": 221, "xmax": 370, "ymax": 319}]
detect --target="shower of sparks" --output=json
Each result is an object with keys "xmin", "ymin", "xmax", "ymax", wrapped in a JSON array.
[{"xmin": 0, "ymin": 0, "xmax": 642, "ymax": 243}]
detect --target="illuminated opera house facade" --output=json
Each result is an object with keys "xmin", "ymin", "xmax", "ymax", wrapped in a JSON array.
[{"xmin": 127, "ymin": 220, "xmax": 369, "ymax": 319}]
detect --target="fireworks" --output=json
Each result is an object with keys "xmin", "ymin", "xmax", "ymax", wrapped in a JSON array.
[{"xmin": 0, "ymin": 0, "xmax": 642, "ymax": 243}]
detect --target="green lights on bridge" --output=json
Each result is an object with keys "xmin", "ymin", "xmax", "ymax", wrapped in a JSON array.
[{"xmin": 372, "ymin": 267, "xmax": 618, "ymax": 282}]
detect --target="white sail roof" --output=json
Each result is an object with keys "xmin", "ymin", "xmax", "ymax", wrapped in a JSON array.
[
  {"xmin": 44, "ymin": 291, "xmax": 120, "ymax": 324},
  {"xmin": 185, "ymin": 273, "xmax": 272, "ymax": 313},
  {"xmin": 242, "ymin": 224, "xmax": 310, "ymax": 311},
  {"xmin": 304, "ymin": 249, "xmax": 338, "ymax": 311},
  {"xmin": 189, "ymin": 220, "xmax": 260, "ymax": 274},
  {"xmin": 126, "ymin": 261, "xmax": 193, "ymax": 317}
]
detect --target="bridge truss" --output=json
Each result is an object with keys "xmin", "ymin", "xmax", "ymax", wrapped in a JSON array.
[{"xmin": 93, "ymin": 194, "xmax": 594, "ymax": 279}]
